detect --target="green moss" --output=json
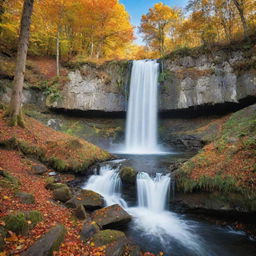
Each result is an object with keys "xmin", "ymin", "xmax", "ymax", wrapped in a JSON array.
[
  {"xmin": 46, "ymin": 183, "xmax": 68, "ymax": 191},
  {"xmin": 26, "ymin": 210, "xmax": 43, "ymax": 228},
  {"xmin": 91, "ymin": 229, "xmax": 126, "ymax": 247},
  {"xmin": 3, "ymin": 212, "xmax": 29, "ymax": 235},
  {"xmin": 1, "ymin": 171, "xmax": 20, "ymax": 186},
  {"xmin": 120, "ymin": 166, "xmax": 137, "ymax": 184},
  {"xmin": 49, "ymin": 157, "xmax": 67, "ymax": 171}
]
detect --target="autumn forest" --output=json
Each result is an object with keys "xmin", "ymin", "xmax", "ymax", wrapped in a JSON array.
[
  {"xmin": 1, "ymin": 0, "xmax": 255, "ymax": 61},
  {"xmin": 0, "ymin": 1, "xmax": 256, "ymax": 256}
]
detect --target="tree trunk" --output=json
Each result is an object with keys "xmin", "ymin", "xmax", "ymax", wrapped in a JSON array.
[
  {"xmin": 56, "ymin": 27, "xmax": 60, "ymax": 77},
  {"xmin": 8, "ymin": 0, "xmax": 34, "ymax": 126},
  {"xmin": 232, "ymin": 0, "xmax": 249, "ymax": 38}
]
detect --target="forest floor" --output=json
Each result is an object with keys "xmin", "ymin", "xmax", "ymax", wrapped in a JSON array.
[{"xmin": 0, "ymin": 112, "xmax": 156, "ymax": 256}]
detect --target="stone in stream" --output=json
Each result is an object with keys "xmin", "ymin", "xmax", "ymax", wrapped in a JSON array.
[
  {"xmin": 91, "ymin": 229, "xmax": 128, "ymax": 256},
  {"xmin": 80, "ymin": 220, "xmax": 100, "ymax": 242},
  {"xmin": 31, "ymin": 165, "xmax": 48, "ymax": 175},
  {"xmin": 53, "ymin": 186, "xmax": 72, "ymax": 203},
  {"xmin": 21, "ymin": 224, "xmax": 65, "ymax": 256},
  {"xmin": 92, "ymin": 204, "xmax": 131, "ymax": 229},
  {"xmin": 65, "ymin": 189, "xmax": 104, "ymax": 210},
  {"xmin": 119, "ymin": 166, "xmax": 137, "ymax": 184},
  {"xmin": 16, "ymin": 192, "xmax": 35, "ymax": 204}
]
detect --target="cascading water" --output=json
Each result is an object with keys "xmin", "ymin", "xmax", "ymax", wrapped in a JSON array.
[
  {"xmin": 137, "ymin": 172, "xmax": 171, "ymax": 211},
  {"xmin": 128, "ymin": 172, "xmax": 206, "ymax": 255},
  {"xmin": 125, "ymin": 60, "xmax": 160, "ymax": 154},
  {"xmin": 83, "ymin": 165, "xmax": 206, "ymax": 255},
  {"xmin": 83, "ymin": 161, "xmax": 127, "ymax": 208}
]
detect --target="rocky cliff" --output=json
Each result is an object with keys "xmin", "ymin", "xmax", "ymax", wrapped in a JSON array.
[
  {"xmin": 46, "ymin": 43, "xmax": 256, "ymax": 113},
  {"xmin": 47, "ymin": 61, "xmax": 130, "ymax": 112},
  {"xmin": 160, "ymin": 46, "xmax": 256, "ymax": 111}
]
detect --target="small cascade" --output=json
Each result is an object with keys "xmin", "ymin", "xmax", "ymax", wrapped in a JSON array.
[
  {"xmin": 125, "ymin": 60, "xmax": 160, "ymax": 154},
  {"xmin": 83, "ymin": 162, "xmax": 127, "ymax": 208},
  {"xmin": 137, "ymin": 172, "xmax": 171, "ymax": 212}
]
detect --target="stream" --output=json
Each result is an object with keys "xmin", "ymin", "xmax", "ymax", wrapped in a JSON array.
[{"xmin": 81, "ymin": 156, "xmax": 256, "ymax": 256}]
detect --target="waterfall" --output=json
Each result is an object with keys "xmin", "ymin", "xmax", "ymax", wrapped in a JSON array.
[
  {"xmin": 137, "ymin": 172, "xmax": 170, "ymax": 212},
  {"xmin": 125, "ymin": 60, "xmax": 160, "ymax": 154},
  {"xmin": 83, "ymin": 162, "xmax": 127, "ymax": 208}
]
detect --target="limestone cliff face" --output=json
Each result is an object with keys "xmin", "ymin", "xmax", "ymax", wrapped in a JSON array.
[
  {"xmin": 47, "ymin": 47, "xmax": 255, "ymax": 113},
  {"xmin": 47, "ymin": 62, "xmax": 130, "ymax": 112},
  {"xmin": 160, "ymin": 50, "xmax": 256, "ymax": 111}
]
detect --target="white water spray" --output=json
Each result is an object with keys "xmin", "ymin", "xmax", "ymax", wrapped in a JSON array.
[
  {"xmin": 83, "ymin": 163, "xmax": 127, "ymax": 208},
  {"xmin": 137, "ymin": 172, "xmax": 170, "ymax": 212},
  {"xmin": 125, "ymin": 60, "xmax": 160, "ymax": 154}
]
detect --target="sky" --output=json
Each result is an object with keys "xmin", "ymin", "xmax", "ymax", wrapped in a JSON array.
[{"xmin": 120, "ymin": 0, "xmax": 188, "ymax": 45}]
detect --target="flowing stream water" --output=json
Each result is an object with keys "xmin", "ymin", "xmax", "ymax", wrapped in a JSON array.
[{"xmin": 82, "ymin": 162, "xmax": 256, "ymax": 256}]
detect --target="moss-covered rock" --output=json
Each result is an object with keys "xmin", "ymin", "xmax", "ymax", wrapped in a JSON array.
[
  {"xmin": 80, "ymin": 220, "xmax": 100, "ymax": 242},
  {"xmin": 74, "ymin": 205, "xmax": 90, "ymax": 220},
  {"xmin": 0, "ymin": 170, "xmax": 20, "ymax": 186},
  {"xmin": 31, "ymin": 164, "xmax": 48, "ymax": 175},
  {"xmin": 119, "ymin": 166, "xmax": 137, "ymax": 184},
  {"xmin": 3, "ymin": 212, "xmax": 29, "ymax": 235},
  {"xmin": 92, "ymin": 204, "xmax": 131, "ymax": 229},
  {"xmin": 53, "ymin": 186, "xmax": 72, "ymax": 203},
  {"xmin": 91, "ymin": 229, "xmax": 126, "ymax": 247},
  {"xmin": 21, "ymin": 224, "xmax": 65, "ymax": 256},
  {"xmin": 25, "ymin": 211, "xmax": 43, "ymax": 229},
  {"xmin": 16, "ymin": 192, "xmax": 35, "ymax": 204},
  {"xmin": 2, "ymin": 211, "xmax": 42, "ymax": 235},
  {"xmin": 66, "ymin": 189, "xmax": 104, "ymax": 210},
  {"xmin": 46, "ymin": 183, "xmax": 68, "ymax": 191}
]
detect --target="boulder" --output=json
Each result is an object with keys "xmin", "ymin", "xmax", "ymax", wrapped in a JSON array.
[
  {"xmin": 3, "ymin": 212, "xmax": 29, "ymax": 235},
  {"xmin": 53, "ymin": 187, "xmax": 72, "ymax": 203},
  {"xmin": 119, "ymin": 166, "xmax": 137, "ymax": 184},
  {"xmin": 46, "ymin": 183, "xmax": 68, "ymax": 191},
  {"xmin": 80, "ymin": 220, "xmax": 100, "ymax": 242},
  {"xmin": 21, "ymin": 225, "xmax": 65, "ymax": 256},
  {"xmin": 16, "ymin": 192, "xmax": 35, "ymax": 204},
  {"xmin": 92, "ymin": 204, "xmax": 131, "ymax": 229},
  {"xmin": 74, "ymin": 205, "xmax": 90, "ymax": 220},
  {"xmin": 0, "ymin": 171, "xmax": 20, "ymax": 186},
  {"xmin": 2, "ymin": 211, "xmax": 42, "ymax": 235},
  {"xmin": 31, "ymin": 165, "xmax": 47, "ymax": 175},
  {"xmin": 124, "ymin": 244, "xmax": 142, "ymax": 256},
  {"xmin": 91, "ymin": 230, "xmax": 128, "ymax": 256},
  {"xmin": 65, "ymin": 189, "xmax": 104, "ymax": 210}
]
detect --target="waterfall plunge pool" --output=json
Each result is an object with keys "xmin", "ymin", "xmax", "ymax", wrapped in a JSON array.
[{"xmin": 80, "ymin": 157, "xmax": 256, "ymax": 256}]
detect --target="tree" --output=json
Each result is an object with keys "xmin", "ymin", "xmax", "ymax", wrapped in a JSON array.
[
  {"xmin": 231, "ymin": 0, "xmax": 249, "ymax": 38},
  {"xmin": 139, "ymin": 3, "xmax": 180, "ymax": 57},
  {"xmin": 8, "ymin": 0, "xmax": 34, "ymax": 126}
]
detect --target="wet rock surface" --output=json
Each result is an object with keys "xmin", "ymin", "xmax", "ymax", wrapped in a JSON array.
[
  {"xmin": 92, "ymin": 204, "xmax": 132, "ymax": 229},
  {"xmin": 65, "ymin": 189, "xmax": 104, "ymax": 210}
]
